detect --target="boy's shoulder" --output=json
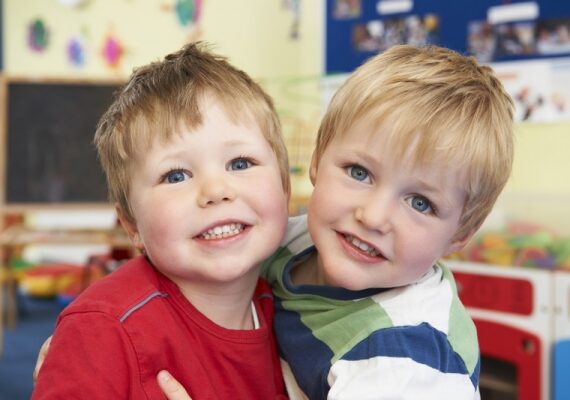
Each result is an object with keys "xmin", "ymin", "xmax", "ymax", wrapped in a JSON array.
[
  {"xmin": 59, "ymin": 256, "xmax": 163, "ymax": 321},
  {"xmin": 261, "ymin": 215, "xmax": 312, "ymax": 281}
]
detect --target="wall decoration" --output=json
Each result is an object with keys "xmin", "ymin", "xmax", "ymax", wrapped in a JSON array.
[
  {"xmin": 160, "ymin": 0, "xmax": 204, "ymax": 43},
  {"xmin": 491, "ymin": 58, "xmax": 570, "ymax": 122},
  {"xmin": 351, "ymin": 13, "xmax": 439, "ymax": 53},
  {"xmin": 57, "ymin": 0, "xmax": 90, "ymax": 7},
  {"xmin": 281, "ymin": 0, "xmax": 301, "ymax": 39},
  {"xmin": 102, "ymin": 34, "xmax": 123, "ymax": 67},
  {"xmin": 325, "ymin": 0, "xmax": 570, "ymax": 74},
  {"xmin": 333, "ymin": 0, "xmax": 361, "ymax": 20},
  {"xmin": 28, "ymin": 18, "xmax": 49, "ymax": 52},
  {"xmin": 468, "ymin": 16, "xmax": 570, "ymax": 63},
  {"xmin": 175, "ymin": 0, "xmax": 202, "ymax": 27},
  {"xmin": 67, "ymin": 37, "xmax": 86, "ymax": 67}
]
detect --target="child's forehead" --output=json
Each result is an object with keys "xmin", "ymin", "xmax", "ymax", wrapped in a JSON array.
[
  {"xmin": 339, "ymin": 114, "xmax": 464, "ymax": 166},
  {"xmin": 334, "ymin": 117, "xmax": 470, "ymax": 184},
  {"xmin": 136, "ymin": 97, "xmax": 260, "ymax": 145}
]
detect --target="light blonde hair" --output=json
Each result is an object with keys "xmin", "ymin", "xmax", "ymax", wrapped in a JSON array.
[
  {"xmin": 95, "ymin": 42, "xmax": 290, "ymax": 223},
  {"xmin": 314, "ymin": 45, "xmax": 514, "ymax": 239}
]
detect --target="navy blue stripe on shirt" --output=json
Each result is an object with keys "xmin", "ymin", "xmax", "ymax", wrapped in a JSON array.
[
  {"xmin": 343, "ymin": 322, "xmax": 471, "ymax": 377},
  {"xmin": 274, "ymin": 296, "xmax": 331, "ymax": 400}
]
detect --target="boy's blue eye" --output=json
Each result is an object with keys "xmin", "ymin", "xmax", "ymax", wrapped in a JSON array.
[
  {"xmin": 347, "ymin": 165, "xmax": 370, "ymax": 182},
  {"xmin": 229, "ymin": 158, "xmax": 252, "ymax": 171},
  {"xmin": 409, "ymin": 195, "xmax": 432, "ymax": 214},
  {"xmin": 165, "ymin": 170, "xmax": 188, "ymax": 184}
]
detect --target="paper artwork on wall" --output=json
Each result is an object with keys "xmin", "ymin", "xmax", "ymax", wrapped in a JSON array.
[
  {"xmin": 333, "ymin": 0, "xmax": 361, "ymax": 20},
  {"xmin": 282, "ymin": 0, "xmax": 301, "ymax": 40},
  {"xmin": 468, "ymin": 16, "xmax": 570, "ymax": 64},
  {"xmin": 351, "ymin": 14, "xmax": 439, "ymax": 53},
  {"xmin": 67, "ymin": 37, "xmax": 86, "ymax": 67},
  {"xmin": 102, "ymin": 35, "xmax": 123, "ymax": 68},
  {"xmin": 28, "ymin": 18, "xmax": 49, "ymax": 52},
  {"xmin": 491, "ymin": 58, "xmax": 570, "ymax": 122},
  {"xmin": 58, "ymin": 0, "xmax": 90, "ymax": 7},
  {"xmin": 175, "ymin": 0, "xmax": 202, "ymax": 27}
]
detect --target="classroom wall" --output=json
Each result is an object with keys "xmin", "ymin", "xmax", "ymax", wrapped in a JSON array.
[
  {"xmin": 2, "ymin": 0, "xmax": 323, "ymax": 197},
  {"xmin": 2, "ymin": 0, "xmax": 570, "ymax": 234},
  {"xmin": 3, "ymin": 0, "xmax": 322, "ymax": 80},
  {"xmin": 496, "ymin": 122, "xmax": 570, "ymax": 235}
]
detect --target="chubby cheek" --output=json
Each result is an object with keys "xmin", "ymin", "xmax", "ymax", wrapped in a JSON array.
[
  {"xmin": 135, "ymin": 201, "xmax": 184, "ymax": 251},
  {"xmin": 307, "ymin": 184, "xmax": 342, "ymax": 233},
  {"xmin": 396, "ymin": 236, "xmax": 445, "ymax": 280},
  {"xmin": 262, "ymin": 190, "xmax": 289, "ymax": 234}
]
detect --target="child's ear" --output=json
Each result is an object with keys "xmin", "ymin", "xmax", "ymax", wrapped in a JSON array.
[
  {"xmin": 115, "ymin": 204, "xmax": 144, "ymax": 250},
  {"xmin": 309, "ymin": 151, "xmax": 318, "ymax": 185},
  {"xmin": 444, "ymin": 229, "xmax": 476, "ymax": 256}
]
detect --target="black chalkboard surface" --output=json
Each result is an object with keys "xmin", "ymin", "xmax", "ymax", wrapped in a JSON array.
[{"xmin": 3, "ymin": 79, "xmax": 123, "ymax": 205}]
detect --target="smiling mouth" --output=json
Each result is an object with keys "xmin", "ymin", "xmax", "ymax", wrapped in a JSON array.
[
  {"xmin": 343, "ymin": 234, "xmax": 382, "ymax": 257},
  {"xmin": 199, "ymin": 223, "xmax": 245, "ymax": 240}
]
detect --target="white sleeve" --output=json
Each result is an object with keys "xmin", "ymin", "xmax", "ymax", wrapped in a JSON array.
[{"xmin": 328, "ymin": 356, "xmax": 479, "ymax": 400}]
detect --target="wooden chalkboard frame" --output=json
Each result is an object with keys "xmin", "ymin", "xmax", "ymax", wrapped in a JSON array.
[{"xmin": 0, "ymin": 75, "xmax": 125, "ymax": 211}]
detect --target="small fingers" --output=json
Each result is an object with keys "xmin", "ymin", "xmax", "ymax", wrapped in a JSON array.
[
  {"xmin": 157, "ymin": 370, "xmax": 193, "ymax": 400},
  {"xmin": 33, "ymin": 335, "xmax": 53, "ymax": 384}
]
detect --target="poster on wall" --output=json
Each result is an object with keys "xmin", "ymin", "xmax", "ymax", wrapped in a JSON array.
[
  {"xmin": 326, "ymin": 0, "xmax": 570, "ymax": 74},
  {"xmin": 468, "ymin": 16, "xmax": 570, "ymax": 63},
  {"xmin": 325, "ymin": 0, "xmax": 570, "ymax": 122},
  {"xmin": 491, "ymin": 58, "xmax": 570, "ymax": 122}
]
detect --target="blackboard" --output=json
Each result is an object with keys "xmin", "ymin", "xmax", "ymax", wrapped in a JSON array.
[{"xmin": 3, "ymin": 79, "xmax": 123, "ymax": 205}]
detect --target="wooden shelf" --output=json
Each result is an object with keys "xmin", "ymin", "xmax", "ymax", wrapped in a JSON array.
[{"xmin": 0, "ymin": 225, "xmax": 131, "ymax": 248}]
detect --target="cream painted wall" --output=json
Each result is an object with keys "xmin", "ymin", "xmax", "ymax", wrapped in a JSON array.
[
  {"xmin": 492, "ymin": 122, "xmax": 570, "ymax": 234},
  {"xmin": 3, "ymin": 0, "xmax": 323, "ymax": 80},
  {"xmin": 508, "ymin": 123, "xmax": 570, "ymax": 194}
]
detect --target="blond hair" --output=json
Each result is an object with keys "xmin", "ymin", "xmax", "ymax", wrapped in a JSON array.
[
  {"xmin": 95, "ymin": 42, "xmax": 289, "ymax": 223},
  {"xmin": 315, "ymin": 45, "xmax": 514, "ymax": 239}
]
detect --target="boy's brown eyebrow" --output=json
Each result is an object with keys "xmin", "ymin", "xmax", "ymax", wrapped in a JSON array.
[
  {"xmin": 336, "ymin": 148, "xmax": 380, "ymax": 168},
  {"xmin": 157, "ymin": 138, "xmax": 256, "ymax": 163}
]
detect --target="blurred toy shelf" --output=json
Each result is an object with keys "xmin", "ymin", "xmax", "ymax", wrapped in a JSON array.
[
  {"xmin": 0, "ymin": 210, "xmax": 133, "ymax": 357},
  {"xmin": 445, "ymin": 214, "xmax": 570, "ymax": 399}
]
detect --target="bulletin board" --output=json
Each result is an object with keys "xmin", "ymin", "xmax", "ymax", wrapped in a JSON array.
[
  {"xmin": 326, "ymin": 0, "xmax": 570, "ymax": 74},
  {"xmin": 0, "ymin": 77, "xmax": 123, "ymax": 208}
]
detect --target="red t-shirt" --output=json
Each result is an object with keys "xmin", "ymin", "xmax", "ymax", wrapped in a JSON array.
[{"xmin": 33, "ymin": 256, "xmax": 286, "ymax": 399}]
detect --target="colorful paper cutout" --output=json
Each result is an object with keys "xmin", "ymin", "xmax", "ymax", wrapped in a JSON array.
[
  {"xmin": 102, "ymin": 35, "xmax": 123, "ymax": 67},
  {"xmin": 67, "ymin": 37, "xmax": 85, "ymax": 67},
  {"xmin": 175, "ymin": 0, "xmax": 202, "ymax": 27},
  {"xmin": 28, "ymin": 19, "xmax": 49, "ymax": 52}
]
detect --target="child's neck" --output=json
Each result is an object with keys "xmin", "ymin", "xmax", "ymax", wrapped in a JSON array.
[{"xmin": 176, "ymin": 272, "xmax": 259, "ymax": 330}]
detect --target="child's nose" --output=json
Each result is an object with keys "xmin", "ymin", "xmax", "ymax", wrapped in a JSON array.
[
  {"xmin": 355, "ymin": 194, "xmax": 392, "ymax": 233},
  {"xmin": 196, "ymin": 177, "xmax": 236, "ymax": 207}
]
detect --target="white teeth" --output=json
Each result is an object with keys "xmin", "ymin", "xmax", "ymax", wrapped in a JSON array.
[
  {"xmin": 201, "ymin": 223, "xmax": 244, "ymax": 240},
  {"xmin": 345, "ymin": 234, "xmax": 380, "ymax": 256}
]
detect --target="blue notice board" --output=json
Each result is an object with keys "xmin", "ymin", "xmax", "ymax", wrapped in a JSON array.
[{"xmin": 326, "ymin": 0, "xmax": 570, "ymax": 74}]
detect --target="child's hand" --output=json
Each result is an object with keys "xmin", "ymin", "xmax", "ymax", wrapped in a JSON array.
[
  {"xmin": 157, "ymin": 370, "xmax": 193, "ymax": 400},
  {"xmin": 33, "ymin": 335, "xmax": 53, "ymax": 384}
]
